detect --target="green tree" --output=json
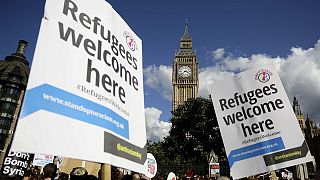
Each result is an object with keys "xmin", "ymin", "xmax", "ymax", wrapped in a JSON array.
[
  {"xmin": 146, "ymin": 140, "xmax": 179, "ymax": 179},
  {"xmin": 164, "ymin": 97, "xmax": 228, "ymax": 176},
  {"xmin": 146, "ymin": 97, "xmax": 229, "ymax": 178}
]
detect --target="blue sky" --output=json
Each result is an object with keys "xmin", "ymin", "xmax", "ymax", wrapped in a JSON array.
[{"xmin": 1, "ymin": 0, "xmax": 320, "ymax": 141}]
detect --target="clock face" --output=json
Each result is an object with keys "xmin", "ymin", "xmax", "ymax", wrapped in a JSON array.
[{"xmin": 178, "ymin": 65, "xmax": 192, "ymax": 78}]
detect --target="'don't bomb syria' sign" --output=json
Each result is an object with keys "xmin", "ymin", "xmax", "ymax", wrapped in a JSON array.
[{"xmin": 210, "ymin": 66, "xmax": 313, "ymax": 179}]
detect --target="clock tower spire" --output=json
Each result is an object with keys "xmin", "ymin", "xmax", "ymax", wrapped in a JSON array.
[
  {"xmin": 172, "ymin": 20, "xmax": 199, "ymax": 112},
  {"xmin": 182, "ymin": 19, "xmax": 190, "ymax": 40}
]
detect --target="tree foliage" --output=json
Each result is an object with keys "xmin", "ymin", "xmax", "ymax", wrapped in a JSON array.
[
  {"xmin": 167, "ymin": 97, "xmax": 225, "ymax": 163},
  {"xmin": 147, "ymin": 97, "xmax": 229, "ymax": 178}
]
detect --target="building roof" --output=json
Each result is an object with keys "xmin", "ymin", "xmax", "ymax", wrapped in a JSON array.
[{"xmin": 0, "ymin": 40, "xmax": 30, "ymax": 87}]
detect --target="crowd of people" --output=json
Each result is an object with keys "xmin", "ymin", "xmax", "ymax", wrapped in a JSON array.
[
  {"xmin": 8, "ymin": 163, "xmax": 150, "ymax": 180},
  {"xmin": 19, "ymin": 163, "xmax": 99, "ymax": 180},
  {"xmin": 8, "ymin": 162, "xmax": 306, "ymax": 180},
  {"xmin": 0, "ymin": 161, "xmax": 232, "ymax": 180}
]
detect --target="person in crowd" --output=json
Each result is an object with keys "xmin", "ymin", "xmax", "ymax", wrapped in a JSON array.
[
  {"xmin": 132, "ymin": 173, "xmax": 141, "ymax": 180},
  {"xmin": 111, "ymin": 165, "xmax": 124, "ymax": 179},
  {"xmin": 140, "ymin": 174, "xmax": 149, "ymax": 180},
  {"xmin": 58, "ymin": 172, "xmax": 69, "ymax": 180},
  {"xmin": 122, "ymin": 174, "xmax": 132, "ymax": 180},
  {"xmin": 30, "ymin": 174, "xmax": 43, "ymax": 180},
  {"xmin": 22, "ymin": 169, "xmax": 32, "ymax": 180},
  {"xmin": 70, "ymin": 167, "xmax": 88, "ymax": 180},
  {"xmin": 217, "ymin": 176, "xmax": 230, "ymax": 180},
  {"xmin": 43, "ymin": 163, "xmax": 58, "ymax": 180}
]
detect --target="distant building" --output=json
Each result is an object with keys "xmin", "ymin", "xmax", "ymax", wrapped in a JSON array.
[
  {"xmin": 0, "ymin": 40, "xmax": 30, "ymax": 168},
  {"xmin": 172, "ymin": 20, "xmax": 199, "ymax": 112},
  {"xmin": 292, "ymin": 97, "xmax": 320, "ymax": 178},
  {"xmin": 304, "ymin": 115, "xmax": 320, "ymax": 173},
  {"xmin": 305, "ymin": 115, "xmax": 320, "ymax": 138},
  {"xmin": 292, "ymin": 96, "xmax": 306, "ymax": 130}
]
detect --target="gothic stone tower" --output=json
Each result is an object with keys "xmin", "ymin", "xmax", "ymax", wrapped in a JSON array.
[
  {"xmin": 172, "ymin": 21, "xmax": 199, "ymax": 112},
  {"xmin": 292, "ymin": 96, "xmax": 306, "ymax": 131},
  {"xmin": 0, "ymin": 40, "xmax": 30, "ymax": 168}
]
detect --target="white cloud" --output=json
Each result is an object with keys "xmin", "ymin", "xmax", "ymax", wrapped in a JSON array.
[
  {"xmin": 213, "ymin": 48, "xmax": 225, "ymax": 60},
  {"xmin": 222, "ymin": 54, "xmax": 283, "ymax": 72},
  {"xmin": 280, "ymin": 42, "xmax": 320, "ymax": 122},
  {"xmin": 143, "ymin": 40, "xmax": 320, "ymax": 124},
  {"xmin": 144, "ymin": 65, "xmax": 172, "ymax": 101},
  {"xmin": 145, "ymin": 107, "xmax": 171, "ymax": 142},
  {"xmin": 198, "ymin": 66, "xmax": 235, "ymax": 98}
]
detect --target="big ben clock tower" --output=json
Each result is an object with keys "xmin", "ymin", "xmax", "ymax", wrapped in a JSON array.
[{"xmin": 172, "ymin": 21, "xmax": 199, "ymax": 112}]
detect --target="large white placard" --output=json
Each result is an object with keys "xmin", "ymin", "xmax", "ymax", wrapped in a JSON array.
[
  {"xmin": 210, "ymin": 66, "xmax": 313, "ymax": 179},
  {"xmin": 12, "ymin": 0, "xmax": 147, "ymax": 173}
]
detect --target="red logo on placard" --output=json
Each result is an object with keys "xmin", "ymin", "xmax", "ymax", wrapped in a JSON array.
[
  {"xmin": 123, "ymin": 31, "xmax": 137, "ymax": 51},
  {"xmin": 255, "ymin": 69, "xmax": 273, "ymax": 83}
]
